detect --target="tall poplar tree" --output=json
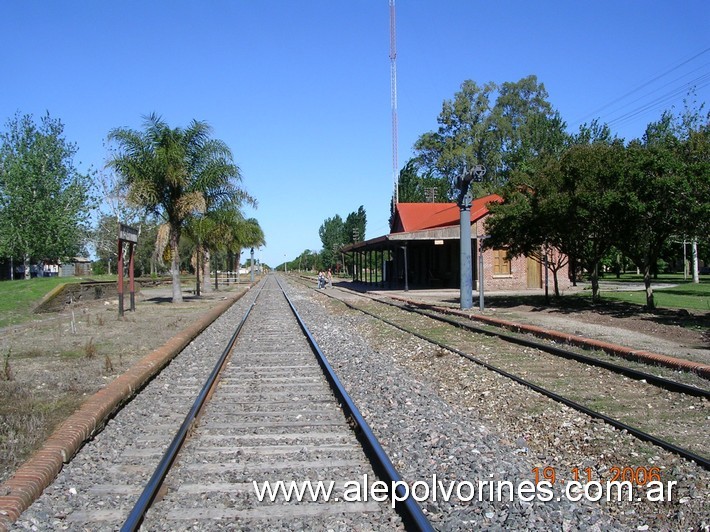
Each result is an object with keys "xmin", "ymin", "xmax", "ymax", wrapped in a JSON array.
[{"xmin": 0, "ymin": 112, "xmax": 94, "ymax": 278}]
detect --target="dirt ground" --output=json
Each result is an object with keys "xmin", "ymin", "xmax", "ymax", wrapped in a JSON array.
[
  {"xmin": 1, "ymin": 280, "xmax": 709, "ymax": 485},
  {"xmin": 0, "ymin": 284, "xmax": 248, "ymax": 484},
  {"xmin": 372, "ymin": 281, "xmax": 710, "ymax": 366},
  {"xmin": 490, "ymin": 300, "xmax": 710, "ymax": 365}
]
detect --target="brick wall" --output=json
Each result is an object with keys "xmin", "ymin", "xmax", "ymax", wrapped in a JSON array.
[
  {"xmin": 34, "ymin": 281, "xmax": 143, "ymax": 313},
  {"xmin": 474, "ymin": 220, "xmax": 571, "ymax": 292}
]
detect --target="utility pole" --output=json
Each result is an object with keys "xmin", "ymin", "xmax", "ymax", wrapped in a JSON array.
[
  {"xmin": 250, "ymin": 248, "xmax": 255, "ymax": 282},
  {"xmin": 456, "ymin": 164, "xmax": 486, "ymax": 310}
]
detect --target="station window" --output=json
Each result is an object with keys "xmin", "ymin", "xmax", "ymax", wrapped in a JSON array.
[{"xmin": 493, "ymin": 249, "xmax": 511, "ymax": 276}]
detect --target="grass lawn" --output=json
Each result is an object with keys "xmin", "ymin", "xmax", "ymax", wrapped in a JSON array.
[
  {"xmin": 0, "ymin": 274, "xmax": 208, "ymax": 329},
  {"xmin": 484, "ymin": 274, "xmax": 710, "ymax": 314},
  {"xmin": 598, "ymin": 278, "xmax": 710, "ymax": 312},
  {"xmin": 0, "ymin": 275, "xmax": 116, "ymax": 328}
]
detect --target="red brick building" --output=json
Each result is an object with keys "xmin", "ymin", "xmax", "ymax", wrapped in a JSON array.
[{"xmin": 342, "ymin": 195, "xmax": 571, "ymax": 292}]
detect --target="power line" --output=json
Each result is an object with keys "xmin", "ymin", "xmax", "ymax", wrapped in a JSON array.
[
  {"xmin": 570, "ymin": 46, "xmax": 710, "ymax": 130},
  {"xmin": 606, "ymin": 71, "xmax": 710, "ymax": 132}
]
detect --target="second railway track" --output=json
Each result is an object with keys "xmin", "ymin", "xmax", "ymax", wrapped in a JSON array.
[{"xmin": 296, "ymin": 277, "xmax": 709, "ymax": 469}]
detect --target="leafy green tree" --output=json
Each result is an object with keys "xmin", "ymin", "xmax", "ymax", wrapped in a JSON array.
[
  {"xmin": 554, "ymin": 140, "xmax": 628, "ymax": 300},
  {"xmin": 343, "ymin": 206, "xmax": 366, "ymax": 245},
  {"xmin": 133, "ymin": 219, "xmax": 162, "ymax": 276},
  {"xmin": 0, "ymin": 112, "xmax": 94, "ymax": 277},
  {"xmin": 488, "ymin": 134, "xmax": 626, "ymax": 301},
  {"xmin": 485, "ymin": 164, "xmax": 569, "ymax": 297},
  {"xmin": 490, "ymin": 76, "xmax": 566, "ymax": 179},
  {"xmin": 571, "ymin": 119, "xmax": 616, "ymax": 145},
  {"xmin": 414, "ymin": 79, "xmax": 499, "ymax": 193},
  {"xmin": 617, "ymin": 113, "xmax": 704, "ymax": 308},
  {"xmin": 395, "ymin": 159, "xmax": 449, "ymax": 203},
  {"xmin": 676, "ymin": 99, "xmax": 710, "ymax": 256},
  {"xmin": 107, "ymin": 114, "xmax": 253, "ymax": 302},
  {"xmin": 342, "ymin": 206, "xmax": 366, "ymax": 273},
  {"xmin": 413, "ymin": 76, "xmax": 563, "ymax": 195},
  {"xmin": 318, "ymin": 214, "xmax": 344, "ymax": 269},
  {"xmin": 92, "ymin": 213, "xmax": 162, "ymax": 277},
  {"xmin": 293, "ymin": 249, "xmax": 318, "ymax": 271}
]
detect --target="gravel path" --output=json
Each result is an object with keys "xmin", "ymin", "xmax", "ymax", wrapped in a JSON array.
[{"xmin": 494, "ymin": 308, "xmax": 710, "ymax": 365}]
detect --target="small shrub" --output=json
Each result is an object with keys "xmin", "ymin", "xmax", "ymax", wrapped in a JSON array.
[
  {"xmin": 84, "ymin": 338, "xmax": 97, "ymax": 359},
  {"xmin": 2, "ymin": 349, "xmax": 13, "ymax": 381},
  {"xmin": 104, "ymin": 354, "xmax": 114, "ymax": 374}
]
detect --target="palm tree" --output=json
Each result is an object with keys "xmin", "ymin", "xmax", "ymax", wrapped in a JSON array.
[
  {"xmin": 220, "ymin": 213, "xmax": 265, "ymax": 288},
  {"xmin": 107, "ymin": 114, "xmax": 253, "ymax": 303},
  {"xmin": 184, "ymin": 212, "xmax": 214, "ymax": 296},
  {"xmin": 186, "ymin": 203, "xmax": 245, "ymax": 295}
]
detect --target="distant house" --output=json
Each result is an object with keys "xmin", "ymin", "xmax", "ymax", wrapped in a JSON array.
[
  {"xmin": 60, "ymin": 257, "xmax": 92, "ymax": 277},
  {"xmin": 342, "ymin": 195, "xmax": 571, "ymax": 292},
  {"xmin": 0, "ymin": 257, "xmax": 91, "ymax": 280}
]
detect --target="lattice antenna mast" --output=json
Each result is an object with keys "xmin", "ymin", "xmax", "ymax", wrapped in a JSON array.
[{"xmin": 389, "ymin": 0, "xmax": 399, "ymax": 204}]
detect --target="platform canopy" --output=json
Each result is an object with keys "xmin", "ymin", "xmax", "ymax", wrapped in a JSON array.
[
  {"xmin": 341, "ymin": 194, "xmax": 502, "ymax": 289},
  {"xmin": 342, "ymin": 194, "xmax": 502, "ymax": 253}
]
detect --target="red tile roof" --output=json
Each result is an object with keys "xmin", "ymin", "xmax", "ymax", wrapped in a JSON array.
[{"xmin": 392, "ymin": 194, "xmax": 503, "ymax": 233}]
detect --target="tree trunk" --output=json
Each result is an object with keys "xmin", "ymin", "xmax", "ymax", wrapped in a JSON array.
[
  {"xmin": 202, "ymin": 249, "xmax": 212, "ymax": 293},
  {"xmin": 170, "ymin": 233, "xmax": 183, "ymax": 304},
  {"xmin": 643, "ymin": 264, "xmax": 655, "ymax": 309},
  {"xmin": 195, "ymin": 247, "xmax": 201, "ymax": 297},
  {"xmin": 590, "ymin": 262, "xmax": 600, "ymax": 302},
  {"xmin": 570, "ymin": 256, "xmax": 577, "ymax": 286},
  {"xmin": 552, "ymin": 268, "xmax": 560, "ymax": 297}
]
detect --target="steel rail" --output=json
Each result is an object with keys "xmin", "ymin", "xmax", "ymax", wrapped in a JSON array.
[
  {"xmin": 121, "ymin": 281, "xmax": 264, "ymax": 532},
  {"xmin": 399, "ymin": 301, "xmax": 709, "ymax": 398},
  {"xmin": 305, "ymin": 281, "xmax": 710, "ymax": 471},
  {"xmin": 310, "ymin": 278, "xmax": 708, "ymax": 398},
  {"xmin": 276, "ymin": 275, "xmax": 434, "ymax": 532}
]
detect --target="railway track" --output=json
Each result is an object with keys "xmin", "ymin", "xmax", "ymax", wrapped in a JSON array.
[
  {"xmin": 126, "ymin": 275, "xmax": 429, "ymax": 530},
  {"xmin": 298, "ymin": 277, "xmax": 710, "ymax": 471},
  {"xmin": 11, "ymin": 276, "xmax": 432, "ymax": 531},
  {"xmin": 12, "ymin": 274, "xmax": 710, "ymax": 529}
]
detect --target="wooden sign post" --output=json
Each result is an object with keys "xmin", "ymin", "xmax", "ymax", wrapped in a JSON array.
[{"xmin": 118, "ymin": 223, "xmax": 139, "ymax": 317}]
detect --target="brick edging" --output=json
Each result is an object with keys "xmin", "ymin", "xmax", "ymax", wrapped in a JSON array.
[
  {"xmin": 390, "ymin": 296, "xmax": 710, "ymax": 379},
  {"xmin": 0, "ymin": 288, "xmax": 250, "ymax": 530}
]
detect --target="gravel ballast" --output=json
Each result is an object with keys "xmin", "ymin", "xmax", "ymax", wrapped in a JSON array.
[
  {"xmin": 285, "ymin": 278, "xmax": 709, "ymax": 530},
  {"xmin": 9, "ymin": 275, "xmax": 710, "ymax": 530}
]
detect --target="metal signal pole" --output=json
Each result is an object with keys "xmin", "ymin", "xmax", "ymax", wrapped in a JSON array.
[{"xmin": 456, "ymin": 165, "xmax": 486, "ymax": 310}]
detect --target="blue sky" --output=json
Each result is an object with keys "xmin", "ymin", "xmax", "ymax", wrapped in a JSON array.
[{"xmin": 2, "ymin": 1, "xmax": 708, "ymax": 268}]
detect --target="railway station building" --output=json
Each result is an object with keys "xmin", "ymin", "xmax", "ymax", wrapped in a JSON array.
[{"xmin": 342, "ymin": 194, "xmax": 571, "ymax": 292}]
